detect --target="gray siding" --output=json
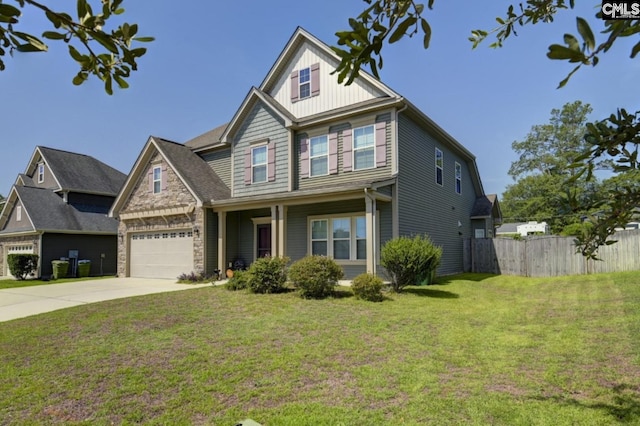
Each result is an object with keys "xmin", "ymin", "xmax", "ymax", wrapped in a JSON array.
[
  {"xmin": 397, "ymin": 114, "xmax": 478, "ymax": 275},
  {"xmin": 201, "ymin": 148, "xmax": 232, "ymax": 190},
  {"xmin": 296, "ymin": 113, "xmax": 392, "ymax": 190},
  {"xmin": 41, "ymin": 233, "xmax": 117, "ymax": 277},
  {"xmin": 224, "ymin": 208, "xmax": 271, "ymax": 268},
  {"xmin": 232, "ymin": 103, "xmax": 289, "ymax": 197},
  {"xmin": 2, "ymin": 199, "xmax": 33, "ymax": 232},
  {"xmin": 31, "ymin": 159, "xmax": 58, "ymax": 190},
  {"xmin": 68, "ymin": 193, "xmax": 114, "ymax": 214},
  {"xmin": 205, "ymin": 209, "xmax": 219, "ymax": 273}
]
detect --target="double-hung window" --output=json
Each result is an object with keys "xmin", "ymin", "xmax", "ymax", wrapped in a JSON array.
[
  {"xmin": 16, "ymin": 206, "xmax": 22, "ymax": 221},
  {"xmin": 299, "ymin": 67, "xmax": 311, "ymax": 99},
  {"xmin": 309, "ymin": 135, "xmax": 328, "ymax": 177},
  {"xmin": 252, "ymin": 145, "xmax": 268, "ymax": 183},
  {"xmin": 37, "ymin": 163, "xmax": 44, "ymax": 183},
  {"xmin": 435, "ymin": 148, "xmax": 443, "ymax": 186},
  {"xmin": 353, "ymin": 125, "xmax": 375, "ymax": 170},
  {"xmin": 152, "ymin": 166, "xmax": 162, "ymax": 194},
  {"xmin": 310, "ymin": 215, "xmax": 367, "ymax": 261},
  {"xmin": 455, "ymin": 162, "xmax": 462, "ymax": 194}
]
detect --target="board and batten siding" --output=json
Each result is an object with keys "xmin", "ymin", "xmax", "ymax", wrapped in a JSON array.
[
  {"xmin": 269, "ymin": 40, "xmax": 386, "ymax": 119},
  {"xmin": 232, "ymin": 103, "xmax": 289, "ymax": 197},
  {"xmin": 201, "ymin": 148, "xmax": 232, "ymax": 190},
  {"xmin": 397, "ymin": 114, "xmax": 478, "ymax": 275},
  {"xmin": 296, "ymin": 114, "xmax": 392, "ymax": 190}
]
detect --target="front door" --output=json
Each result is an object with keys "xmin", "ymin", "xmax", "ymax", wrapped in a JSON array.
[{"xmin": 256, "ymin": 224, "xmax": 272, "ymax": 258}]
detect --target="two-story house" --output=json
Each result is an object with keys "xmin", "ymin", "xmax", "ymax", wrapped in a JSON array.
[
  {"xmin": 109, "ymin": 27, "xmax": 501, "ymax": 280},
  {"xmin": 0, "ymin": 147, "xmax": 125, "ymax": 278}
]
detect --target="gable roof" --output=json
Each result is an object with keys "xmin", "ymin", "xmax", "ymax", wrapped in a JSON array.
[
  {"xmin": 471, "ymin": 194, "xmax": 501, "ymax": 219},
  {"xmin": 110, "ymin": 136, "xmax": 231, "ymax": 217},
  {"xmin": 0, "ymin": 185, "xmax": 118, "ymax": 235},
  {"xmin": 185, "ymin": 122, "xmax": 229, "ymax": 151},
  {"xmin": 25, "ymin": 146, "xmax": 126, "ymax": 196}
]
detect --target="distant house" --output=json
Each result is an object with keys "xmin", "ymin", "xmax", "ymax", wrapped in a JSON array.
[
  {"xmin": 109, "ymin": 27, "xmax": 501, "ymax": 280},
  {"xmin": 496, "ymin": 221, "xmax": 549, "ymax": 237},
  {"xmin": 0, "ymin": 147, "xmax": 126, "ymax": 278}
]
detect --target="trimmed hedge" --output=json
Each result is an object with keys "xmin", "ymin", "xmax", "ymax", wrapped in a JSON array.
[
  {"xmin": 7, "ymin": 254, "xmax": 39, "ymax": 280},
  {"xmin": 380, "ymin": 235, "xmax": 442, "ymax": 292},
  {"xmin": 288, "ymin": 255, "xmax": 343, "ymax": 299},
  {"xmin": 351, "ymin": 273, "xmax": 384, "ymax": 302},
  {"xmin": 247, "ymin": 256, "xmax": 288, "ymax": 294}
]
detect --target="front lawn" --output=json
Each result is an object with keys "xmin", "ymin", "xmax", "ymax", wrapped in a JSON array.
[
  {"xmin": 0, "ymin": 272, "xmax": 639, "ymax": 425},
  {"xmin": 0, "ymin": 276, "xmax": 113, "ymax": 290}
]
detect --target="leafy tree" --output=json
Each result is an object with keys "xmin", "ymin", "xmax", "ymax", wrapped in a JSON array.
[
  {"xmin": 335, "ymin": 1, "xmax": 640, "ymax": 259},
  {"xmin": 0, "ymin": 0, "xmax": 153, "ymax": 94}
]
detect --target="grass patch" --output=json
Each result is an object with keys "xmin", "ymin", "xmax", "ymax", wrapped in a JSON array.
[
  {"xmin": 0, "ymin": 276, "xmax": 114, "ymax": 290},
  {"xmin": 0, "ymin": 272, "xmax": 639, "ymax": 424}
]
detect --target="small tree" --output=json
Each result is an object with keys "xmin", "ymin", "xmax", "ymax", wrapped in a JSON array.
[
  {"xmin": 288, "ymin": 255, "xmax": 344, "ymax": 299},
  {"xmin": 247, "ymin": 256, "xmax": 288, "ymax": 294},
  {"xmin": 7, "ymin": 254, "xmax": 39, "ymax": 280},
  {"xmin": 380, "ymin": 235, "xmax": 442, "ymax": 292}
]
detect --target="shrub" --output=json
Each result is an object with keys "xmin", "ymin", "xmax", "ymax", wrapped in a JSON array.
[
  {"xmin": 380, "ymin": 235, "xmax": 442, "ymax": 292},
  {"xmin": 247, "ymin": 256, "xmax": 288, "ymax": 294},
  {"xmin": 351, "ymin": 273, "xmax": 384, "ymax": 302},
  {"xmin": 176, "ymin": 271, "xmax": 216, "ymax": 283},
  {"xmin": 7, "ymin": 254, "xmax": 39, "ymax": 280},
  {"xmin": 288, "ymin": 255, "xmax": 343, "ymax": 299},
  {"xmin": 226, "ymin": 270, "xmax": 250, "ymax": 291}
]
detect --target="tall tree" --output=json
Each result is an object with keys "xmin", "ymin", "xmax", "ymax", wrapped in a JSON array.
[
  {"xmin": 335, "ymin": 1, "xmax": 640, "ymax": 259},
  {"xmin": 0, "ymin": 0, "xmax": 152, "ymax": 94}
]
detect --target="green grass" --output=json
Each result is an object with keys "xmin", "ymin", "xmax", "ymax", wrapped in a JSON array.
[
  {"xmin": 1, "ymin": 272, "xmax": 639, "ymax": 425},
  {"xmin": 0, "ymin": 276, "xmax": 113, "ymax": 290}
]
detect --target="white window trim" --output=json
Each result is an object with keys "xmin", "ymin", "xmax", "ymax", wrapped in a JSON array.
[
  {"xmin": 455, "ymin": 161, "xmax": 462, "ymax": 194},
  {"xmin": 37, "ymin": 163, "xmax": 44, "ymax": 183},
  {"xmin": 152, "ymin": 166, "xmax": 162, "ymax": 194},
  {"xmin": 252, "ymin": 217, "xmax": 271, "ymax": 261},
  {"xmin": 251, "ymin": 144, "xmax": 268, "ymax": 184},
  {"xmin": 435, "ymin": 148, "xmax": 443, "ymax": 186},
  {"xmin": 307, "ymin": 212, "xmax": 377, "ymax": 264},
  {"xmin": 16, "ymin": 205, "xmax": 22, "ymax": 221},
  {"xmin": 309, "ymin": 135, "xmax": 329, "ymax": 177},
  {"xmin": 299, "ymin": 67, "xmax": 311, "ymax": 99},
  {"xmin": 353, "ymin": 124, "xmax": 375, "ymax": 171}
]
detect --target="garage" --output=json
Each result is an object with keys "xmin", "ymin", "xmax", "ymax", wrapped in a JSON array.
[
  {"xmin": 129, "ymin": 230, "xmax": 194, "ymax": 279},
  {"xmin": 5, "ymin": 244, "xmax": 35, "ymax": 278}
]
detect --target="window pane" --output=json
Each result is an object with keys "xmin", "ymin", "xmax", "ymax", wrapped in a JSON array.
[
  {"xmin": 355, "ymin": 147, "xmax": 374, "ymax": 170},
  {"xmin": 300, "ymin": 83, "xmax": 310, "ymax": 99},
  {"xmin": 310, "ymin": 157, "xmax": 327, "ymax": 176},
  {"xmin": 312, "ymin": 241, "xmax": 327, "ymax": 256},
  {"xmin": 253, "ymin": 165, "xmax": 267, "ymax": 183},
  {"xmin": 333, "ymin": 240, "xmax": 350, "ymax": 259},
  {"xmin": 154, "ymin": 181, "xmax": 161, "ymax": 193},
  {"xmin": 436, "ymin": 149, "xmax": 443, "ymax": 167},
  {"xmin": 252, "ymin": 146, "xmax": 267, "ymax": 165},
  {"xmin": 355, "ymin": 217, "xmax": 366, "ymax": 239},
  {"xmin": 299, "ymin": 67, "xmax": 310, "ymax": 83},
  {"xmin": 356, "ymin": 240, "xmax": 367, "ymax": 260},
  {"xmin": 354, "ymin": 126, "xmax": 374, "ymax": 149},
  {"xmin": 456, "ymin": 179, "xmax": 461, "ymax": 194},
  {"xmin": 310, "ymin": 136, "xmax": 327, "ymax": 156},
  {"xmin": 436, "ymin": 168, "xmax": 443, "ymax": 185},
  {"xmin": 333, "ymin": 218, "xmax": 350, "ymax": 239},
  {"xmin": 153, "ymin": 167, "xmax": 161, "ymax": 180},
  {"xmin": 311, "ymin": 220, "xmax": 327, "ymax": 239}
]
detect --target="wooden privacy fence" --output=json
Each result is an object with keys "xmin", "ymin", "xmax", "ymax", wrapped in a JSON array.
[{"xmin": 463, "ymin": 229, "xmax": 640, "ymax": 277}]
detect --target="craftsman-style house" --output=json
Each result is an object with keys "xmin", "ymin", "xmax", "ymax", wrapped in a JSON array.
[
  {"xmin": 110, "ymin": 27, "xmax": 501, "ymax": 279},
  {"xmin": 0, "ymin": 147, "xmax": 125, "ymax": 278}
]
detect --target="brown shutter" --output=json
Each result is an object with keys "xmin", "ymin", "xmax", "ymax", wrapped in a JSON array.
[
  {"xmin": 290, "ymin": 70, "xmax": 299, "ymax": 103},
  {"xmin": 148, "ymin": 169, "xmax": 153, "ymax": 192},
  {"xmin": 342, "ymin": 129, "xmax": 353, "ymax": 172},
  {"xmin": 161, "ymin": 165, "xmax": 168, "ymax": 191},
  {"xmin": 244, "ymin": 148, "xmax": 252, "ymax": 185},
  {"xmin": 300, "ymin": 138, "xmax": 309, "ymax": 179},
  {"xmin": 268, "ymin": 142, "xmax": 276, "ymax": 182},
  {"xmin": 310, "ymin": 63, "xmax": 320, "ymax": 97},
  {"xmin": 375, "ymin": 122, "xmax": 387, "ymax": 167},
  {"xmin": 329, "ymin": 132, "xmax": 338, "ymax": 174}
]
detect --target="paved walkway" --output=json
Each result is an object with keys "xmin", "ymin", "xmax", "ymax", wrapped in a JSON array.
[{"xmin": 0, "ymin": 278, "xmax": 210, "ymax": 322}]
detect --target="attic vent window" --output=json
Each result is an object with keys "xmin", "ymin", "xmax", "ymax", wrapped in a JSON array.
[{"xmin": 37, "ymin": 163, "xmax": 44, "ymax": 183}]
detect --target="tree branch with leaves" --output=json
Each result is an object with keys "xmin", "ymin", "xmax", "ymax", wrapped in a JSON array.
[{"xmin": 0, "ymin": 0, "xmax": 153, "ymax": 94}]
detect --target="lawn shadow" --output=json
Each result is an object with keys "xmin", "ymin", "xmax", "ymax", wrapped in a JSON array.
[
  {"xmin": 402, "ymin": 287, "xmax": 459, "ymax": 299},
  {"xmin": 332, "ymin": 288, "xmax": 355, "ymax": 299},
  {"xmin": 436, "ymin": 273, "xmax": 498, "ymax": 285},
  {"xmin": 533, "ymin": 383, "xmax": 640, "ymax": 423}
]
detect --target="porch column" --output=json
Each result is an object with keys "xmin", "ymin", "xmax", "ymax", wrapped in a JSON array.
[
  {"xmin": 365, "ymin": 191, "xmax": 377, "ymax": 274},
  {"xmin": 278, "ymin": 205, "xmax": 287, "ymax": 258},
  {"xmin": 271, "ymin": 205, "xmax": 278, "ymax": 257},
  {"xmin": 217, "ymin": 211, "xmax": 226, "ymax": 270}
]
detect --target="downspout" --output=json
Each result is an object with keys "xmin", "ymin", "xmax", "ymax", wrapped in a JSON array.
[{"xmin": 392, "ymin": 101, "xmax": 409, "ymax": 238}]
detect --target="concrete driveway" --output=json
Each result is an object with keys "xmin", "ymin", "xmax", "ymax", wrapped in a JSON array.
[{"xmin": 0, "ymin": 277, "xmax": 211, "ymax": 322}]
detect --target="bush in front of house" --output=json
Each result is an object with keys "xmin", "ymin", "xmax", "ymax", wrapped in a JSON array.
[
  {"xmin": 380, "ymin": 235, "xmax": 442, "ymax": 292},
  {"xmin": 177, "ymin": 271, "xmax": 216, "ymax": 284},
  {"xmin": 7, "ymin": 254, "xmax": 39, "ymax": 280},
  {"xmin": 288, "ymin": 255, "xmax": 344, "ymax": 299},
  {"xmin": 351, "ymin": 273, "xmax": 384, "ymax": 302},
  {"xmin": 247, "ymin": 256, "xmax": 288, "ymax": 294},
  {"xmin": 226, "ymin": 270, "xmax": 250, "ymax": 291}
]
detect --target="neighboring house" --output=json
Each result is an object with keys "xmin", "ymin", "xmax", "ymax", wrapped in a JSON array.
[
  {"xmin": 496, "ymin": 221, "xmax": 549, "ymax": 237},
  {"xmin": 110, "ymin": 27, "xmax": 501, "ymax": 280},
  {"xmin": 0, "ymin": 147, "xmax": 126, "ymax": 278}
]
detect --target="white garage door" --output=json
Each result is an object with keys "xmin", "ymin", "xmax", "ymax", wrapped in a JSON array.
[
  {"xmin": 5, "ymin": 245, "xmax": 35, "ymax": 278},
  {"xmin": 129, "ymin": 231, "xmax": 194, "ymax": 279}
]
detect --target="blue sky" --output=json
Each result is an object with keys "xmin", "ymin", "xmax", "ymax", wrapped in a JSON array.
[{"xmin": 1, "ymin": 1, "xmax": 638, "ymax": 198}]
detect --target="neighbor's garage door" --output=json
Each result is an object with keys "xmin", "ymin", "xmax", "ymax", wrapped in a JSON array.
[
  {"xmin": 129, "ymin": 231, "xmax": 193, "ymax": 279},
  {"xmin": 5, "ymin": 244, "xmax": 35, "ymax": 278}
]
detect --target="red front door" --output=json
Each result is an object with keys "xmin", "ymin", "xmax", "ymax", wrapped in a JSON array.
[{"xmin": 257, "ymin": 224, "xmax": 271, "ymax": 258}]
